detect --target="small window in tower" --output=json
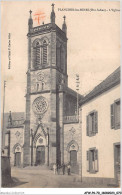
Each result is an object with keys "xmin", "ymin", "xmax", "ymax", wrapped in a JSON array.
[
  {"xmin": 42, "ymin": 82, "xmax": 45, "ymax": 90},
  {"xmin": 37, "ymin": 83, "xmax": 39, "ymax": 91},
  {"xmin": 43, "ymin": 40, "xmax": 47, "ymax": 65}
]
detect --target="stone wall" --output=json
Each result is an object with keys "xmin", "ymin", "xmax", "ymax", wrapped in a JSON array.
[
  {"xmin": 64, "ymin": 123, "xmax": 81, "ymax": 174},
  {"xmin": 9, "ymin": 127, "xmax": 24, "ymax": 167},
  {"xmin": 1, "ymin": 156, "xmax": 12, "ymax": 187}
]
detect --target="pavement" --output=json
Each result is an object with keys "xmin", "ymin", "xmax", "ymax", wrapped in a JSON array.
[{"xmin": 4, "ymin": 166, "xmax": 117, "ymax": 188}]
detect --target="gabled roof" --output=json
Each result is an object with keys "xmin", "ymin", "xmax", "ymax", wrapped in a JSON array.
[
  {"xmin": 80, "ymin": 67, "xmax": 120, "ymax": 105},
  {"xmin": 10, "ymin": 112, "xmax": 25, "ymax": 121},
  {"xmin": 4, "ymin": 112, "xmax": 25, "ymax": 131},
  {"xmin": 1, "ymin": 112, "xmax": 25, "ymax": 148}
]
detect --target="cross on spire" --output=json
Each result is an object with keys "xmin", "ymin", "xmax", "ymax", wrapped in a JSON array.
[
  {"xmin": 51, "ymin": 3, "xmax": 55, "ymax": 11},
  {"xmin": 28, "ymin": 10, "xmax": 33, "ymax": 31},
  {"xmin": 29, "ymin": 10, "xmax": 32, "ymax": 17},
  {"xmin": 62, "ymin": 15, "xmax": 67, "ymax": 34},
  {"xmin": 63, "ymin": 15, "xmax": 66, "ymax": 21},
  {"xmin": 51, "ymin": 3, "xmax": 55, "ymax": 7},
  {"xmin": 50, "ymin": 3, "xmax": 55, "ymax": 23}
]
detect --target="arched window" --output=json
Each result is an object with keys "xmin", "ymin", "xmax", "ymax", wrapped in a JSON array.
[
  {"xmin": 60, "ymin": 46, "xmax": 65, "ymax": 72},
  {"xmin": 37, "ymin": 83, "xmax": 39, "ymax": 91},
  {"xmin": 41, "ymin": 82, "xmax": 45, "ymax": 90},
  {"xmin": 56, "ymin": 44, "xmax": 65, "ymax": 72},
  {"xmin": 42, "ymin": 40, "xmax": 47, "ymax": 65},
  {"xmin": 56, "ymin": 45, "xmax": 61, "ymax": 68}
]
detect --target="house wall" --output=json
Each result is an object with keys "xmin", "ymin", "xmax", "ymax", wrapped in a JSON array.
[
  {"xmin": 1, "ymin": 156, "xmax": 12, "ymax": 187},
  {"xmin": 81, "ymin": 84, "xmax": 120, "ymax": 180}
]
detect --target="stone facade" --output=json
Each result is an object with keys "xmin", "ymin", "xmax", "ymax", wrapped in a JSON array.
[
  {"xmin": 9, "ymin": 127, "xmax": 24, "ymax": 167},
  {"xmin": 23, "ymin": 5, "xmax": 82, "ymax": 170},
  {"xmin": 4, "ymin": 112, "xmax": 25, "ymax": 167},
  {"xmin": 2, "ymin": 5, "xmax": 82, "ymax": 174},
  {"xmin": 64, "ymin": 123, "xmax": 81, "ymax": 174}
]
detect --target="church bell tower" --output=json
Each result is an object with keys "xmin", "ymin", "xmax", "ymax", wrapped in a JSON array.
[{"xmin": 24, "ymin": 4, "xmax": 68, "ymax": 167}]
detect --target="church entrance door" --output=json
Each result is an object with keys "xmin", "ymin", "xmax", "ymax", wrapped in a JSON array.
[
  {"xmin": 70, "ymin": 150, "xmax": 77, "ymax": 165},
  {"xmin": 70, "ymin": 150, "xmax": 78, "ymax": 173},
  {"xmin": 36, "ymin": 146, "xmax": 45, "ymax": 165},
  {"xmin": 15, "ymin": 152, "xmax": 21, "ymax": 167}
]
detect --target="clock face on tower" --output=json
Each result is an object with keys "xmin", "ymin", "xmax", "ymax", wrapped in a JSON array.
[{"xmin": 32, "ymin": 96, "xmax": 48, "ymax": 115}]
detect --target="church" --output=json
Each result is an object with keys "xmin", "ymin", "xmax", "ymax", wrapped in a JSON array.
[
  {"xmin": 4, "ymin": 4, "xmax": 83, "ymax": 173},
  {"xmin": 2, "ymin": 4, "xmax": 120, "ymax": 184}
]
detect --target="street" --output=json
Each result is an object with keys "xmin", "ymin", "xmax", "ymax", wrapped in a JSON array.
[{"xmin": 4, "ymin": 166, "xmax": 116, "ymax": 188}]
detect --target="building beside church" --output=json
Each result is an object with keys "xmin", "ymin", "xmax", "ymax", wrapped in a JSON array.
[
  {"xmin": 80, "ymin": 67, "xmax": 120, "ymax": 185},
  {"xmin": 2, "ymin": 4, "xmax": 120, "ymax": 185}
]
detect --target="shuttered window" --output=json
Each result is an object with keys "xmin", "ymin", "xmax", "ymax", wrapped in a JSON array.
[
  {"xmin": 86, "ymin": 150, "xmax": 90, "ymax": 172},
  {"xmin": 111, "ymin": 104, "xmax": 114, "ymax": 129},
  {"xmin": 86, "ymin": 111, "xmax": 98, "ymax": 136},
  {"xmin": 111, "ymin": 99, "xmax": 120, "ymax": 130},
  {"xmin": 87, "ymin": 149, "xmax": 98, "ymax": 173}
]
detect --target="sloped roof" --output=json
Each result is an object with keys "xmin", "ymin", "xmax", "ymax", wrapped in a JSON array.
[
  {"xmin": 80, "ymin": 67, "xmax": 120, "ymax": 105},
  {"xmin": 2, "ymin": 112, "xmax": 25, "ymax": 148},
  {"xmin": 65, "ymin": 86, "xmax": 84, "ymax": 100},
  {"xmin": 10, "ymin": 112, "xmax": 25, "ymax": 121},
  {"xmin": 3, "ymin": 112, "xmax": 25, "ymax": 132}
]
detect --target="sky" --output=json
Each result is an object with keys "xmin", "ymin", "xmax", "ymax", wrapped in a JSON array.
[{"xmin": 1, "ymin": 1, "xmax": 120, "ymax": 113}]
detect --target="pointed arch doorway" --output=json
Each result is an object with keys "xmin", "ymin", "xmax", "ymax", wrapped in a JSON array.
[
  {"xmin": 15, "ymin": 152, "xmax": 21, "ymax": 167},
  {"xmin": 13, "ymin": 144, "xmax": 22, "ymax": 167},
  {"xmin": 34, "ymin": 134, "xmax": 47, "ymax": 166}
]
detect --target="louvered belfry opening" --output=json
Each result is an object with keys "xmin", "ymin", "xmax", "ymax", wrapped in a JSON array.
[
  {"xmin": 43, "ymin": 40, "xmax": 47, "ymax": 66},
  {"xmin": 36, "ymin": 42, "xmax": 40, "ymax": 67},
  {"xmin": 33, "ymin": 42, "xmax": 41, "ymax": 70},
  {"xmin": 33, "ymin": 40, "xmax": 48, "ymax": 69}
]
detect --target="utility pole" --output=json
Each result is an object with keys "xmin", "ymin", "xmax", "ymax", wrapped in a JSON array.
[
  {"xmin": 2, "ymin": 81, "xmax": 6, "ymax": 150},
  {"xmin": 79, "ymin": 107, "xmax": 82, "ymax": 182},
  {"xmin": 76, "ymin": 74, "xmax": 82, "ymax": 182},
  {"xmin": 76, "ymin": 74, "xmax": 80, "ymax": 120}
]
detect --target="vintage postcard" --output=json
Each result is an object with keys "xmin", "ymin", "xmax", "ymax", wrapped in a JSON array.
[{"xmin": 1, "ymin": 1, "xmax": 121, "ymax": 194}]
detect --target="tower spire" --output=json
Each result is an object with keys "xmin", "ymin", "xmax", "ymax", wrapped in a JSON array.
[
  {"xmin": 50, "ymin": 3, "xmax": 55, "ymax": 24},
  {"xmin": 62, "ymin": 15, "xmax": 67, "ymax": 35},
  {"xmin": 28, "ymin": 10, "xmax": 33, "ymax": 32}
]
